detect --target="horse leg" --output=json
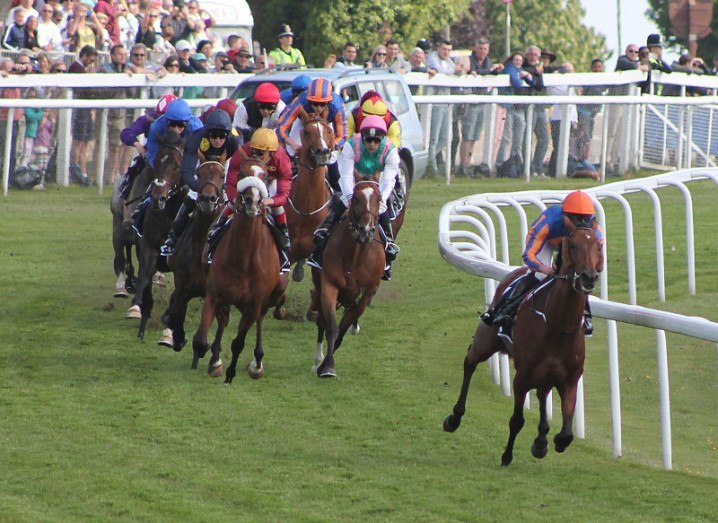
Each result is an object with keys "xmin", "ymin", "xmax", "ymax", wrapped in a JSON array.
[
  {"xmin": 125, "ymin": 244, "xmax": 136, "ymax": 293},
  {"xmin": 192, "ymin": 295, "xmax": 216, "ymax": 370},
  {"xmin": 443, "ymin": 322, "xmax": 501, "ymax": 433},
  {"xmin": 316, "ymin": 285, "xmax": 339, "ymax": 378},
  {"xmin": 225, "ymin": 312, "xmax": 255, "ymax": 384},
  {"xmin": 169, "ymin": 294, "xmax": 189, "ymax": 352},
  {"xmin": 247, "ymin": 314, "xmax": 265, "ymax": 379},
  {"xmin": 501, "ymin": 377, "xmax": 529, "ymax": 467},
  {"xmin": 553, "ymin": 380, "xmax": 578, "ymax": 453},
  {"xmin": 137, "ymin": 282, "xmax": 154, "ymax": 342},
  {"xmin": 292, "ymin": 258, "xmax": 305, "ymax": 282},
  {"xmin": 313, "ymin": 318, "xmax": 326, "ymax": 374},
  {"xmin": 207, "ymin": 305, "xmax": 229, "ymax": 378},
  {"xmin": 334, "ymin": 294, "xmax": 371, "ymax": 352},
  {"xmin": 531, "ymin": 386, "xmax": 551, "ymax": 459}
]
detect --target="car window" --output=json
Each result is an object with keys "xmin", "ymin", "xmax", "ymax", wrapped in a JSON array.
[
  {"xmin": 380, "ymin": 80, "xmax": 410, "ymax": 116},
  {"xmin": 337, "ymin": 83, "xmax": 361, "ymax": 112},
  {"xmin": 230, "ymin": 81, "xmax": 291, "ymax": 101}
]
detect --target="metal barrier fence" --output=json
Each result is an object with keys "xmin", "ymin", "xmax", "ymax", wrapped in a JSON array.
[{"xmin": 437, "ymin": 168, "xmax": 718, "ymax": 470}]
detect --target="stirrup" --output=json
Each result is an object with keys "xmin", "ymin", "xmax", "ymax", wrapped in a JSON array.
[
  {"xmin": 583, "ymin": 316, "xmax": 593, "ymax": 338},
  {"xmin": 497, "ymin": 324, "xmax": 513, "ymax": 343},
  {"xmin": 306, "ymin": 252, "xmax": 322, "ymax": 269},
  {"xmin": 160, "ymin": 238, "xmax": 175, "ymax": 256},
  {"xmin": 385, "ymin": 241, "xmax": 400, "ymax": 260},
  {"xmin": 382, "ymin": 265, "xmax": 391, "ymax": 281},
  {"xmin": 480, "ymin": 311, "xmax": 494, "ymax": 326},
  {"xmin": 313, "ymin": 227, "xmax": 329, "ymax": 245}
]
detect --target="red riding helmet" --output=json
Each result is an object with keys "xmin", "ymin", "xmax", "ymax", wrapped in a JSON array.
[
  {"xmin": 155, "ymin": 94, "xmax": 178, "ymax": 115},
  {"xmin": 254, "ymin": 82, "xmax": 280, "ymax": 104}
]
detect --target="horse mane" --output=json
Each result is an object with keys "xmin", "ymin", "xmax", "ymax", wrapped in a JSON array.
[{"xmin": 236, "ymin": 176, "xmax": 269, "ymax": 199}]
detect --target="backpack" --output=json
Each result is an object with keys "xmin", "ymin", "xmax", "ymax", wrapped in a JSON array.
[
  {"xmin": 11, "ymin": 165, "xmax": 41, "ymax": 190},
  {"xmin": 497, "ymin": 155, "xmax": 523, "ymax": 179}
]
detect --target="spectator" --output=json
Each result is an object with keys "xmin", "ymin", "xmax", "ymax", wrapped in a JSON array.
[
  {"xmin": 211, "ymin": 50, "xmax": 235, "ymax": 73},
  {"xmin": 115, "ymin": 1, "xmax": 137, "ymax": 50},
  {"xmin": 710, "ymin": 55, "xmax": 718, "ymax": 75},
  {"xmin": 37, "ymin": 4, "xmax": 63, "ymax": 51},
  {"xmin": 540, "ymin": 49, "xmax": 559, "ymax": 73},
  {"xmin": 425, "ymin": 40, "xmax": 464, "ymax": 172},
  {"xmin": 33, "ymin": 108, "xmax": 58, "ymax": 189},
  {"xmin": 35, "ymin": 51, "xmax": 52, "ymax": 75},
  {"xmin": 336, "ymin": 42, "xmax": 358, "ymax": 67},
  {"xmin": 20, "ymin": 88, "xmax": 44, "ymax": 171},
  {"xmin": 415, "ymin": 38, "xmax": 432, "ymax": 53},
  {"xmin": 23, "ymin": 15, "xmax": 41, "ymax": 51},
  {"xmin": 496, "ymin": 52, "xmax": 535, "ymax": 168},
  {"xmin": 522, "ymin": 45, "xmax": 550, "ymax": 177},
  {"xmin": 135, "ymin": 7, "xmax": 157, "ymax": 49},
  {"xmin": 6, "ymin": 1, "xmax": 38, "ymax": 25},
  {"xmin": 386, "ymin": 39, "xmax": 410, "ymax": 73},
  {"xmin": 153, "ymin": 21, "xmax": 175, "ymax": 60},
  {"xmin": 269, "ymin": 23, "xmax": 305, "ymax": 68},
  {"xmin": 196, "ymin": 39, "xmax": 213, "ymax": 60},
  {"xmin": 226, "ymin": 34, "xmax": 248, "ymax": 52},
  {"xmin": 175, "ymin": 38, "xmax": 200, "ymax": 72},
  {"xmin": 66, "ymin": 5, "xmax": 100, "ymax": 52},
  {"xmin": 128, "ymin": 43, "xmax": 162, "ymax": 78},
  {"xmin": 646, "ymin": 33, "xmax": 672, "ymax": 74},
  {"xmin": 367, "ymin": 45, "xmax": 388, "ymax": 68},
  {"xmin": 161, "ymin": 0, "xmax": 193, "ymax": 45},
  {"xmin": 409, "ymin": 47, "xmax": 426, "ymax": 72},
  {"xmin": 95, "ymin": 12, "xmax": 112, "ymax": 51},
  {"xmin": 69, "ymin": 44, "xmax": 99, "ymax": 186},
  {"xmin": 324, "ymin": 53, "xmax": 337, "ymax": 68},
  {"xmin": 576, "ymin": 58, "xmax": 606, "ymax": 164},
  {"xmin": 191, "ymin": 52, "xmax": 208, "ymax": 73},
  {"xmin": 229, "ymin": 48, "xmax": 254, "ymax": 72},
  {"xmin": 547, "ymin": 63, "xmax": 578, "ymax": 177},
  {"xmin": 94, "ymin": 0, "xmax": 120, "ymax": 46},
  {"xmin": 3, "ymin": 8, "xmax": 27, "ymax": 50},
  {"xmin": 99, "ymin": 44, "xmax": 132, "ymax": 184},
  {"xmin": 0, "ymin": 58, "xmax": 22, "ymax": 180},
  {"xmin": 185, "ymin": 0, "xmax": 208, "ymax": 48},
  {"xmin": 254, "ymin": 53, "xmax": 275, "ymax": 71}
]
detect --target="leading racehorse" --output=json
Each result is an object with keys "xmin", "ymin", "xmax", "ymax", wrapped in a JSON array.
[
  {"xmin": 192, "ymin": 160, "xmax": 288, "ymax": 381},
  {"xmin": 443, "ymin": 221, "xmax": 603, "ymax": 466},
  {"xmin": 310, "ymin": 176, "xmax": 385, "ymax": 378}
]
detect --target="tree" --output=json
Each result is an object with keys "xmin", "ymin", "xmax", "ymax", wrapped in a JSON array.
[
  {"xmin": 646, "ymin": 0, "xmax": 718, "ymax": 61},
  {"xmin": 247, "ymin": 0, "xmax": 471, "ymax": 66},
  {"xmin": 451, "ymin": 0, "xmax": 609, "ymax": 71}
]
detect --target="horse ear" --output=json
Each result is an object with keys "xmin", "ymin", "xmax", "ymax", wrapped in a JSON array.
[{"xmin": 562, "ymin": 213, "xmax": 576, "ymax": 233}]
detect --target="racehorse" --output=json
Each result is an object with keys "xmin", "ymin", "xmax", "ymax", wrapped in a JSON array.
[
  {"xmin": 442, "ymin": 222, "xmax": 603, "ymax": 466},
  {"xmin": 192, "ymin": 160, "xmax": 288, "ymax": 381},
  {"xmin": 127, "ymin": 130, "xmax": 184, "ymax": 341},
  {"xmin": 310, "ymin": 176, "xmax": 385, "ymax": 378},
  {"xmin": 286, "ymin": 111, "xmax": 335, "ymax": 283},
  {"xmin": 159, "ymin": 160, "xmax": 225, "ymax": 353}
]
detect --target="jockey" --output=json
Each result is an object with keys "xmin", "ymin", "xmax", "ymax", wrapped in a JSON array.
[
  {"xmin": 308, "ymin": 115, "xmax": 401, "ymax": 280},
  {"xmin": 207, "ymin": 128, "xmax": 293, "ymax": 272},
  {"xmin": 346, "ymin": 91, "xmax": 402, "ymax": 148},
  {"xmin": 482, "ymin": 190, "xmax": 604, "ymax": 339},
  {"xmin": 233, "ymin": 82, "xmax": 286, "ymax": 144},
  {"xmin": 201, "ymin": 98, "xmax": 238, "ymax": 124},
  {"xmin": 160, "ymin": 109, "xmax": 242, "ymax": 256},
  {"xmin": 279, "ymin": 74, "xmax": 311, "ymax": 105},
  {"xmin": 277, "ymin": 78, "xmax": 347, "ymax": 191},
  {"xmin": 131, "ymin": 98, "xmax": 204, "ymax": 234},
  {"xmin": 118, "ymin": 93, "xmax": 177, "ymax": 199}
]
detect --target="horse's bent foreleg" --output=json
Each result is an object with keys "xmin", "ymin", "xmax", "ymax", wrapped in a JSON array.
[
  {"xmin": 334, "ymin": 293, "xmax": 372, "ymax": 352},
  {"xmin": 224, "ymin": 311, "xmax": 256, "ymax": 383},
  {"xmin": 501, "ymin": 377, "xmax": 529, "ymax": 467},
  {"xmin": 443, "ymin": 322, "xmax": 501, "ymax": 433},
  {"xmin": 531, "ymin": 386, "xmax": 551, "ymax": 459},
  {"xmin": 192, "ymin": 295, "xmax": 216, "ymax": 370},
  {"xmin": 554, "ymin": 380, "xmax": 578, "ymax": 453},
  {"xmin": 247, "ymin": 314, "xmax": 265, "ymax": 379}
]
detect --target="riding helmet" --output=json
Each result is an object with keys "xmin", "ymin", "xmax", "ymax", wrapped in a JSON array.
[
  {"xmin": 360, "ymin": 115, "xmax": 387, "ymax": 137},
  {"xmin": 164, "ymin": 98, "xmax": 193, "ymax": 122},
  {"xmin": 204, "ymin": 109, "xmax": 232, "ymax": 132},
  {"xmin": 562, "ymin": 190, "xmax": 595, "ymax": 215},
  {"xmin": 361, "ymin": 97, "xmax": 388, "ymax": 116},
  {"xmin": 254, "ymin": 82, "xmax": 281, "ymax": 104},
  {"xmin": 306, "ymin": 78, "xmax": 333, "ymax": 103},
  {"xmin": 152, "ymin": 94, "xmax": 178, "ymax": 117},
  {"xmin": 251, "ymin": 128, "xmax": 279, "ymax": 152},
  {"xmin": 291, "ymin": 74, "xmax": 311, "ymax": 94}
]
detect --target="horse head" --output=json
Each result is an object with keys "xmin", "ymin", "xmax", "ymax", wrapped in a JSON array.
[
  {"xmin": 151, "ymin": 129, "xmax": 184, "ymax": 210},
  {"xmin": 299, "ymin": 111, "xmax": 334, "ymax": 167},
  {"xmin": 234, "ymin": 159, "xmax": 269, "ymax": 218},
  {"xmin": 561, "ymin": 219, "xmax": 603, "ymax": 293},
  {"xmin": 196, "ymin": 160, "xmax": 225, "ymax": 213},
  {"xmin": 348, "ymin": 178, "xmax": 381, "ymax": 244}
]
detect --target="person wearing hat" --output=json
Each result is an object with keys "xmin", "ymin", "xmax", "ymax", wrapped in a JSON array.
[
  {"xmin": 269, "ymin": 23, "xmax": 305, "ymax": 68},
  {"xmin": 191, "ymin": 52, "xmax": 208, "ymax": 72},
  {"xmin": 646, "ymin": 33, "xmax": 672, "ymax": 74},
  {"xmin": 416, "ymin": 38, "xmax": 432, "ymax": 53},
  {"xmin": 174, "ymin": 39, "xmax": 200, "ymax": 72},
  {"xmin": 229, "ymin": 47, "xmax": 254, "ymax": 73},
  {"xmin": 540, "ymin": 49, "xmax": 559, "ymax": 73}
]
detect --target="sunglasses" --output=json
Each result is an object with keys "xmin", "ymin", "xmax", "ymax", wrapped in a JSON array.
[
  {"xmin": 363, "ymin": 136, "xmax": 382, "ymax": 144},
  {"xmin": 258, "ymin": 104, "xmax": 276, "ymax": 111},
  {"xmin": 251, "ymin": 148, "xmax": 270, "ymax": 158},
  {"xmin": 375, "ymin": 52, "xmax": 387, "ymax": 56},
  {"xmin": 168, "ymin": 120, "xmax": 186, "ymax": 129},
  {"xmin": 208, "ymin": 130, "xmax": 228, "ymax": 139},
  {"xmin": 311, "ymin": 102, "xmax": 328, "ymax": 107},
  {"xmin": 132, "ymin": 53, "xmax": 145, "ymax": 57},
  {"xmin": 167, "ymin": 62, "xmax": 179, "ymax": 67}
]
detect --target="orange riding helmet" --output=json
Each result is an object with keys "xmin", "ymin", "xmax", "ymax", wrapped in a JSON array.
[{"xmin": 562, "ymin": 190, "xmax": 595, "ymax": 216}]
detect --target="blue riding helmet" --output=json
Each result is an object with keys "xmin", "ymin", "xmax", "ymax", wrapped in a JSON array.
[
  {"xmin": 291, "ymin": 74, "xmax": 311, "ymax": 94},
  {"xmin": 204, "ymin": 109, "xmax": 232, "ymax": 132},
  {"xmin": 164, "ymin": 98, "xmax": 193, "ymax": 122}
]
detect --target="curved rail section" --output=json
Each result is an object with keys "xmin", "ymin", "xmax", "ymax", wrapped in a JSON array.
[{"xmin": 438, "ymin": 168, "xmax": 718, "ymax": 470}]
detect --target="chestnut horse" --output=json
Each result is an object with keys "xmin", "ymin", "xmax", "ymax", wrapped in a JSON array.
[
  {"xmin": 192, "ymin": 161, "xmax": 288, "ymax": 381},
  {"xmin": 443, "ymin": 222, "xmax": 603, "ymax": 466},
  {"xmin": 310, "ymin": 177, "xmax": 385, "ymax": 378},
  {"xmin": 127, "ymin": 131, "xmax": 184, "ymax": 341},
  {"xmin": 286, "ymin": 111, "xmax": 334, "ymax": 283},
  {"xmin": 159, "ymin": 160, "xmax": 225, "ymax": 352}
]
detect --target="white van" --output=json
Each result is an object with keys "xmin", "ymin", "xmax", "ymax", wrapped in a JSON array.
[{"xmin": 200, "ymin": 0, "xmax": 254, "ymax": 49}]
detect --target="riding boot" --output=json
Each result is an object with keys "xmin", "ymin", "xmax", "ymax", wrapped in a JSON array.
[
  {"xmin": 379, "ymin": 212, "xmax": 399, "ymax": 281},
  {"xmin": 327, "ymin": 162, "xmax": 341, "ymax": 193},
  {"xmin": 486, "ymin": 272, "xmax": 539, "ymax": 328},
  {"xmin": 131, "ymin": 197, "xmax": 151, "ymax": 237},
  {"xmin": 583, "ymin": 299, "xmax": 593, "ymax": 338},
  {"xmin": 269, "ymin": 222, "xmax": 291, "ymax": 273},
  {"xmin": 206, "ymin": 214, "xmax": 230, "ymax": 264},
  {"xmin": 306, "ymin": 242, "xmax": 325, "ymax": 270},
  {"xmin": 313, "ymin": 194, "xmax": 347, "ymax": 245},
  {"xmin": 160, "ymin": 198, "xmax": 195, "ymax": 256},
  {"xmin": 120, "ymin": 155, "xmax": 146, "ymax": 200}
]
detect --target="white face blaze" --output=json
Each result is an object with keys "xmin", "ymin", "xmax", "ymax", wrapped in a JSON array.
[
  {"xmin": 312, "ymin": 121, "xmax": 328, "ymax": 150},
  {"xmin": 360, "ymin": 187, "xmax": 374, "ymax": 214},
  {"xmin": 249, "ymin": 165, "xmax": 265, "ymax": 177}
]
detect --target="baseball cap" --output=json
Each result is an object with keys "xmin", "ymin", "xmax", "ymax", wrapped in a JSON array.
[
  {"xmin": 192, "ymin": 52, "xmax": 207, "ymax": 61},
  {"xmin": 175, "ymin": 40, "xmax": 192, "ymax": 52}
]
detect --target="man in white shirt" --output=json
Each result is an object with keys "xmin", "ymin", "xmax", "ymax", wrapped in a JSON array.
[{"xmin": 37, "ymin": 3, "xmax": 64, "ymax": 51}]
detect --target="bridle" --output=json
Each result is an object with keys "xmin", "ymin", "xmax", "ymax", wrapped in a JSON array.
[
  {"xmin": 553, "ymin": 227, "xmax": 597, "ymax": 293},
  {"xmin": 348, "ymin": 180, "xmax": 380, "ymax": 243},
  {"xmin": 196, "ymin": 161, "xmax": 225, "ymax": 212}
]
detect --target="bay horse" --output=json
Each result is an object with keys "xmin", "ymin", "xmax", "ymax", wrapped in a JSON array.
[
  {"xmin": 192, "ymin": 160, "xmax": 288, "ymax": 381},
  {"xmin": 442, "ymin": 221, "xmax": 603, "ymax": 466},
  {"xmin": 286, "ymin": 111, "xmax": 334, "ymax": 283},
  {"xmin": 127, "ymin": 130, "xmax": 184, "ymax": 341},
  {"xmin": 159, "ymin": 159, "xmax": 225, "ymax": 353},
  {"xmin": 310, "ymin": 176, "xmax": 385, "ymax": 378}
]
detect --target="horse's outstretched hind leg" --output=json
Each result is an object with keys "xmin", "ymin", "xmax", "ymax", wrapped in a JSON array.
[
  {"xmin": 531, "ymin": 386, "xmax": 551, "ymax": 459},
  {"xmin": 553, "ymin": 381, "xmax": 578, "ymax": 453},
  {"xmin": 501, "ymin": 380, "xmax": 529, "ymax": 467},
  {"xmin": 443, "ymin": 322, "xmax": 500, "ymax": 433}
]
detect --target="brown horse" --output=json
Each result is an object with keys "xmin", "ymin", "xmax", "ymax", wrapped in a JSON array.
[
  {"xmin": 443, "ymin": 222, "xmax": 603, "ymax": 466},
  {"xmin": 286, "ymin": 111, "xmax": 335, "ymax": 283},
  {"xmin": 127, "ymin": 130, "xmax": 184, "ymax": 341},
  {"xmin": 310, "ymin": 177, "xmax": 386, "ymax": 378},
  {"xmin": 192, "ymin": 160, "xmax": 288, "ymax": 381},
  {"xmin": 159, "ymin": 160, "xmax": 225, "ymax": 353}
]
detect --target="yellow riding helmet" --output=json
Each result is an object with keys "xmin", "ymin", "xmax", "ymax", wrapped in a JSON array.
[
  {"xmin": 361, "ymin": 98, "xmax": 388, "ymax": 116},
  {"xmin": 251, "ymin": 128, "xmax": 279, "ymax": 152}
]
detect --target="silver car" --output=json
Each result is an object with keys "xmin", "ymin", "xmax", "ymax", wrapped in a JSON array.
[{"xmin": 229, "ymin": 68, "xmax": 428, "ymax": 187}]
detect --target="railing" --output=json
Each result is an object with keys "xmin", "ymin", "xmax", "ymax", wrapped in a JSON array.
[{"xmin": 437, "ymin": 168, "xmax": 718, "ymax": 470}]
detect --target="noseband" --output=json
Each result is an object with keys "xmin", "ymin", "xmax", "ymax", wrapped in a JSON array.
[
  {"xmin": 348, "ymin": 181, "xmax": 380, "ymax": 242},
  {"xmin": 554, "ymin": 227, "xmax": 598, "ymax": 293}
]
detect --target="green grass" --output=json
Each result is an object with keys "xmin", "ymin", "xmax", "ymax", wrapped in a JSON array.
[{"xmin": 1, "ymin": 175, "xmax": 717, "ymax": 521}]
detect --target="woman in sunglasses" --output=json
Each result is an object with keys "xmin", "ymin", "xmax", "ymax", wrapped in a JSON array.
[
  {"xmin": 161, "ymin": 108, "xmax": 242, "ymax": 256},
  {"xmin": 309, "ymin": 116, "xmax": 399, "ymax": 280},
  {"xmin": 233, "ymin": 82, "xmax": 286, "ymax": 144}
]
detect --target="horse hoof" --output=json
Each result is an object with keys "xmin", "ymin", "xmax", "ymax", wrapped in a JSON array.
[
  {"xmin": 531, "ymin": 442, "xmax": 548, "ymax": 459},
  {"xmin": 157, "ymin": 328, "xmax": 173, "ymax": 348},
  {"xmin": 273, "ymin": 307, "xmax": 287, "ymax": 321},
  {"xmin": 125, "ymin": 305, "xmax": 141, "ymax": 319},
  {"xmin": 306, "ymin": 310, "xmax": 318, "ymax": 322},
  {"xmin": 292, "ymin": 266, "xmax": 304, "ymax": 282},
  {"xmin": 208, "ymin": 360, "xmax": 223, "ymax": 378},
  {"xmin": 114, "ymin": 288, "xmax": 129, "ymax": 299},
  {"xmin": 152, "ymin": 272, "xmax": 167, "ymax": 287},
  {"xmin": 349, "ymin": 323, "xmax": 360, "ymax": 335},
  {"xmin": 247, "ymin": 361, "xmax": 264, "ymax": 379},
  {"xmin": 173, "ymin": 338, "xmax": 187, "ymax": 353},
  {"xmin": 318, "ymin": 367, "xmax": 337, "ymax": 379},
  {"xmin": 442, "ymin": 414, "xmax": 461, "ymax": 433},
  {"xmin": 501, "ymin": 453, "xmax": 513, "ymax": 467}
]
